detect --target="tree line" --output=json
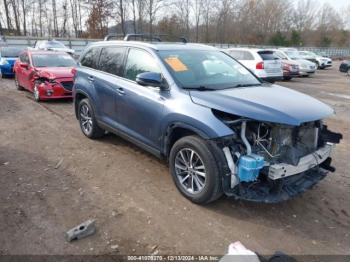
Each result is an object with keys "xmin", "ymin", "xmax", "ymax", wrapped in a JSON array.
[{"xmin": 0, "ymin": 0, "xmax": 349, "ymax": 47}]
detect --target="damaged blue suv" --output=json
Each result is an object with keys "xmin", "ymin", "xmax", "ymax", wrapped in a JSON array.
[{"xmin": 73, "ymin": 41, "xmax": 342, "ymax": 204}]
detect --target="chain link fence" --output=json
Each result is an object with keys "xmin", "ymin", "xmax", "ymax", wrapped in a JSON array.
[{"xmin": 1, "ymin": 36, "xmax": 349, "ymax": 59}]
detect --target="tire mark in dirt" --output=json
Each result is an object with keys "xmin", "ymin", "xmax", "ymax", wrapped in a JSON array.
[{"xmin": 25, "ymin": 94, "xmax": 65, "ymax": 119}]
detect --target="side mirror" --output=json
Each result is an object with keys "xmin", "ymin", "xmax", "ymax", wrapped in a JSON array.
[
  {"xmin": 20, "ymin": 62, "xmax": 29, "ymax": 69},
  {"xmin": 136, "ymin": 72, "xmax": 168, "ymax": 90}
]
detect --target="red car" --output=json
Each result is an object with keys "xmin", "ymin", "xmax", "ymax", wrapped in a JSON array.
[{"xmin": 13, "ymin": 50, "xmax": 76, "ymax": 102}]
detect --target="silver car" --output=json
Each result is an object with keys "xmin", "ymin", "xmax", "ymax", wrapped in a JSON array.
[
  {"xmin": 275, "ymin": 48, "xmax": 317, "ymax": 76},
  {"xmin": 34, "ymin": 40, "xmax": 75, "ymax": 55}
]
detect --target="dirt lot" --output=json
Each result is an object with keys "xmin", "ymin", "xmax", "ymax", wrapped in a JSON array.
[{"xmin": 0, "ymin": 63, "xmax": 350, "ymax": 257}]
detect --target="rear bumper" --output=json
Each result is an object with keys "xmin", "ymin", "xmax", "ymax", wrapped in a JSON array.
[
  {"xmin": 261, "ymin": 76, "xmax": 283, "ymax": 82},
  {"xmin": 283, "ymin": 70, "xmax": 299, "ymax": 77},
  {"xmin": 0, "ymin": 65, "xmax": 14, "ymax": 76}
]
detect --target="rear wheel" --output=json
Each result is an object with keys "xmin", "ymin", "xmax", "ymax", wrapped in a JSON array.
[
  {"xmin": 78, "ymin": 98, "xmax": 105, "ymax": 139},
  {"xmin": 169, "ymin": 136, "xmax": 223, "ymax": 204},
  {"xmin": 283, "ymin": 76, "xmax": 292, "ymax": 81}
]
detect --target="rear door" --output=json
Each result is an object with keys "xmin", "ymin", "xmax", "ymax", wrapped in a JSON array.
[
  {"xmin": 93, "ymin": 45, "xmax": 127, "ymax": 126},
  {"xmin": 257, "ymin": 50, "xmax": 283, "ymax": 77}
]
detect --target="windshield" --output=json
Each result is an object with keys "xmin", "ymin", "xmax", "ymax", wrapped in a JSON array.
[
  {"xmin": 32, "ymin": 54, "xmax": 76, "ymax": 67},
  {"xmin": 1, "ymin": 47, "xmax": 24, "ymax": 57},
  {"xmin": 45, "ymin": 41, "xmax": 66, "ymax": 48},
  {"xmin": 285, "ymin": 51, "xmax": 301, "ymax": 60},
  {"xmin": 158, "ymin": 50, "xmax": 261, "ymax": 90}
]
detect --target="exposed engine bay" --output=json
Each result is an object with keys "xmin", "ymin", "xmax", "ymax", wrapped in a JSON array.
[{"xmin": 214, "ymin": 110, "xmax": 343, "ymax": 203}]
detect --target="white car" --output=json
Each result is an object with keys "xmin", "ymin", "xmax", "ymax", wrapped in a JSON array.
[
  {"xmin": 225, "ymin": 48, "xmax": 283, "ymax": 82},
  {"xmin": 34, "ymin": 40, "xmax": 75, "ymax": 55},
  {"xmin": 299, "ymin": 51, "xmax": 332, "ymax": 69},
  {"xmin": 275, "ymin": 48, "xmax": 316, "ymax": 77}
]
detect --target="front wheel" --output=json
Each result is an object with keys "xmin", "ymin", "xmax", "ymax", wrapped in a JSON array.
[
  {"xmin": 78, "ymin": 98, "xmax": 105, "ymax": 139},
  {"xmin": 169, "ymin": 136, "xmax": 223, "ymax": 204},
  {"xmin": 33, "ymin": 83, "xmax": 41, "ymax": 102}
]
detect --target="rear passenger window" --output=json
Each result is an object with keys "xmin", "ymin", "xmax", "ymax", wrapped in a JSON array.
[
  {"xmin": 80, "ymin": 47, "xmax": 100, "ymax": 69},
  {"xmin": 98, "ymin": 46, "xmax": 126, "ymax": 76},
  {"xmin": 124, "ymin": 49, "xmax": 160, "ymax": 81},
  {"xmin": 228, "ymin": 50, "xmax": 254, "ymax": 60}
]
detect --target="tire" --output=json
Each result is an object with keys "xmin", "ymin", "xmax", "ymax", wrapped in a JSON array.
[
  {"xmin": 283, "ymin": 76, "xmax": 292, "ymax": 81},
  {"xmin": 169, "ymin": 135, "xmax": 223, "ymax": 204},
  {"xmin": 33, "ymin": 82, "xmax": 41, "ymax": 102},
  {"xmin": 78, "ymin": 98, "xmax": 105, "ymax": 139},
  {"xmin": 15, "ymin": 74, "xmax": 24, "ymax": 90}
]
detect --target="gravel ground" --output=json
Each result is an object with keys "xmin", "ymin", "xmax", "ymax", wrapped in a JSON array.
[{"xmin": 0, "ymin": 62, "xmax": 349, "ymax": 257}]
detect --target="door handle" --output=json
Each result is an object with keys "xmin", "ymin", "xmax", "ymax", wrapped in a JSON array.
[
  {"xmin": 116, "ymin": 87, "xmax": 125, "ymax": 95},
  {"xmin": 88, "ymin": 76, "xmax": 94, "ymax": 82}
]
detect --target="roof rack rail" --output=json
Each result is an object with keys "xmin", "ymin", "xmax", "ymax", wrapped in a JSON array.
[
  {"xmin": 104, "ymin": 34, "xmax": 126, "ymax": 41},
  {"xmin": 104, "ymin": 33, "xmax": 188, "ymax": 44}
]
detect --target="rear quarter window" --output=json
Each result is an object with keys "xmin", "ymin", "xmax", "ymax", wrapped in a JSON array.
[
  {"xmin": 80, "ymin": 47, "xmax": 101, "ymax": 69},
  {"xmin": 228, "ymin": 50, "xmax": 254, "ymax": 60}
]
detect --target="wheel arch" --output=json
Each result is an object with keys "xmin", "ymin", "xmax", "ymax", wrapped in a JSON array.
[
  {"xmin": 74, "ymin": 90, "xmax": 92, "ymax": 119},
  {"xmin": 162, "ymin": 122, "xmax": 212, "ymax": 160}
]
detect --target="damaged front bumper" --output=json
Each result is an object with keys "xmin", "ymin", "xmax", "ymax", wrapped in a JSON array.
[
  {"xmin": 218, "ymin": 121, "xmax": 342, "ymax": 203},
  {"xmin": 268, "ymin": 143, "xmax": 334, "ymax": 180}
]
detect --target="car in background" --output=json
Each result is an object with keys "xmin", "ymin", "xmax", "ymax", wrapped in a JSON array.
[
  {"xmin": 271, "ymin": 50, "xmax": 299, "ymax": 81},
  {"xmin": 73, "ymin": 41, "xmax": 341, "ymax": 204},
  {"xmin": 339, "ymin": 60, "xmax": 350, "ymax": 74},
  {"xmin": 13, "ymin": 50, "xmax": 76, "ymax": 101},
  {"xmin": 275, "ymin": 49, "xmax": 316, "ymax": 77},
  {"xmin": 225, "ymin": 48, "xmax": 283, "ymax": 83},
  {"xmin": 299, "ymin": 51, "xmax": 332, "ymax": 69},
  {"xmin": 0, "ymin": 46, "xmax": 24, "ymax": 77},
  {"xmin": 34, "ymin": 40, "xmax": 75, "ymax": 56}
]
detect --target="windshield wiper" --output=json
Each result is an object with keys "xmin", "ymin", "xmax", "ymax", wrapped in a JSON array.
[
  {"xmin": 232, "ymin": 83, "xmax": 261, "ymax": 88},
  {"xmin": 183, "ymin": 86, "xmax": 216, "ymax": 91}
]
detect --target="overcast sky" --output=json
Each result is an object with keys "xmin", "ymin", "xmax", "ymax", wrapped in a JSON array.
[{"xmin": 316, "ymin": 0, "xmax": 349, "ymax": 10}]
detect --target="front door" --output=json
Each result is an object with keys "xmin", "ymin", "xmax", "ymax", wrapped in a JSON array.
[{"xmin": 116, "ymin": 48, "xmax": 166, "ymax": 150}]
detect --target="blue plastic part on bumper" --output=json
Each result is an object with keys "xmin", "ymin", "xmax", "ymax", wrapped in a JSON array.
[{"xmin": 238, "ymin": 154, "xmax": 265, "ymax": 182}]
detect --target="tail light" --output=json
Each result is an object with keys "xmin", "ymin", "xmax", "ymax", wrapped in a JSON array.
[{"xmin": 256, "ymin": 62, "xmax": 264, "ymax": 70}]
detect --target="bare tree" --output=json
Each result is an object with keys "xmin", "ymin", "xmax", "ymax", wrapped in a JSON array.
[
  {"xmin": 3, "ymin": 0, "xmax": 12, "ymax": 31},
  {"xmin": 145, "ymin": 0, "xmax": 167, "ymax": 36},
  {"xmin": 192, "ymin": 0, "xmax": 202, "ymax": 42},
  {"xmin": 52, "ymin": 0, "xmax": 58, "ymax": 36}
]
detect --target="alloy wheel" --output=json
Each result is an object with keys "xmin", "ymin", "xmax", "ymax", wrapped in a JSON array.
[
  {"xmin": 34, "ymin": 85, "xmax": 40, "ymax": 101},
  {"xmin": 174, "ymin": 148, "xmax": 206, "ymax": 194},
  {"xmin": 80, "ymin": 104, "xmax": 93, "ymax": 135}
]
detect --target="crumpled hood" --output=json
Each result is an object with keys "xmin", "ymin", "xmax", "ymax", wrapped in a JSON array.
[
  {"xmin": 190, "ymin": 84, "xmax": 334, "ymax": 126},
  {"xmin": 36, "ymin": 67, "xmax": 74, "ymax": 79}
]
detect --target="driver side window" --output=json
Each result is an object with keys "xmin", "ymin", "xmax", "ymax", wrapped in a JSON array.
[{"xmin": 124, "ymin": 49, "xmax": 161, "ymax": 81}]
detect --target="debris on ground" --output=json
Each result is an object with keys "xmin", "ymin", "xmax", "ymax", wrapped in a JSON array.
[
  {"xmin": 55, "ymin": 158, "xmax": 64, "ymax": 169},
  {"xmin": 111, "ymin": 244, "xmax": 119, "ymax": 250},
  {"xmin": 65, "ymin": 219, "xmax": 96, "ymax": 242}
]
